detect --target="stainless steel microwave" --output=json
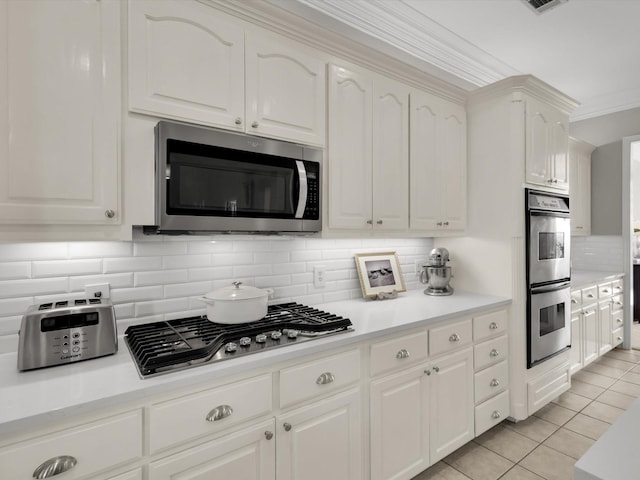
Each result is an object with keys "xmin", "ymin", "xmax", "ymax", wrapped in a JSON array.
[{"xmin": 146, "ymin": 121, "xmax": 322, "ymax": 234}]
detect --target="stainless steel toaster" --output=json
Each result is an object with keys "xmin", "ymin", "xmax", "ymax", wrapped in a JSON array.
[{"xmin": 17, "ymin": 298, "xmax": 118, "ymax": 371}]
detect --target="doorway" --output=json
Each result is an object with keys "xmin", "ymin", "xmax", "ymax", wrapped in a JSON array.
[{"xmin": 624, "ymin": 136, "xmax": 640, "ymax": 349}]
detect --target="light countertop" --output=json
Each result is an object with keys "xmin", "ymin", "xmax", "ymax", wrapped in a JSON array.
[
  {"xmin": 0, "ymin": 289, "xmax": 510, "ymax": 436},
  {"xmin": 571, "ymin": 269, "xmax": 624, "ymax": 289},
  {"xmin": 574, "ymin": 397, "xmax": 640, "ymax": 480}
]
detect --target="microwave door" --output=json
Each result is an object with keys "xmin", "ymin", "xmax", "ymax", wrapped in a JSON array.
[{"xmin": 294, "ymin": 161, "xmax": 308, "ymax": 219}]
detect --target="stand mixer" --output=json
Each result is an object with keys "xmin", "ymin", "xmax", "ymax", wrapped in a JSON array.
[{"xmin": 420, "ymin": 248, "xmax": 454, "ymax": 296}]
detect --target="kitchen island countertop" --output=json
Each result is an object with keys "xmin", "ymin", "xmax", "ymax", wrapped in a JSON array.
[{"xmin": 0, "ymin": 289, "xmax": 510, "ymax": 436}]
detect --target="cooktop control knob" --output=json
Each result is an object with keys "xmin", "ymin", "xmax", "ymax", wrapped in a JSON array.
[
  {"xmin": 256, "ymin": 333, "xmax": 267, "ymax": 343},
  {"xmin": 270, "ymin": 331, "xmax": 282, "ymax": 340},
  {"xmin": 286, "ymin": 329, "xmax": 299, "ymax": 339},
  {"xmin": 239, "ymin": 337, "xmax": 251, "ymax": 347},
  {"xmin": 225, "ymin": 342, "xmax": 238, "ymax": 353}
]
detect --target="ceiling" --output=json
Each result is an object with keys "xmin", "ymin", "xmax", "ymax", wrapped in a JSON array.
[{"xmin": 267, "ymin": 0, "xmax": 640, "ymax": 121}]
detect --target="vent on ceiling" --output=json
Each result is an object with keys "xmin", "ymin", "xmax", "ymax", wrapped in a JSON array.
[{"xmin": 521, "ymin": 0, "xmax": 568, "ymax": 14}]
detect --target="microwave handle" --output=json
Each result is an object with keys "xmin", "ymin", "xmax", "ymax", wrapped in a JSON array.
[
  {"xmin": 530, "ymin": 281, "xmax": 571, "ymax": 295},
  {"xmin": 294, "ymin": 161, "xmax": 308, "ymax": 219}
]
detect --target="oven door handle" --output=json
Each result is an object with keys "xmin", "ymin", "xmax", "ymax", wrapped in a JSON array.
[{"xmin": 530, "ymin": 281, "xmax": 571, "ymax": 294}]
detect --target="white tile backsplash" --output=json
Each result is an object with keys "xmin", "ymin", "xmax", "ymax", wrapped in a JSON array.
[
  {"xmin": 571, "ymin": 235, "xmax": 624, "ymax": 271},
  {"xmin": 0, "ymin": 236, "xmax": 434, "ymax": 352}
]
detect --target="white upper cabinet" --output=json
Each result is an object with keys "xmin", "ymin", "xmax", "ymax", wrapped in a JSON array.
[
  {"xmin": 128, "ymin": 0, "xmax": 244, "ymax": 131},
  {"xmin": 128, "ymin": 0, "xmax": 326, "ymax": 146},
  {"xmin": 525, "ymin": 97, "xmax": 569, "ymax": 191},
  {"xmin": 569, "ymin": 137, "xmax": 594, "ymax": 236},
  {"xmin": 410, "ymin": 90, "xmax": 466, "ymax": 232},
  {"xmin": 0, "ymin": 0, "xmax": 120, "ymax": 225}
]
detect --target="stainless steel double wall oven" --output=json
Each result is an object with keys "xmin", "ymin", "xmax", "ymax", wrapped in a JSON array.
[{"xmin": 525, "ymin": 189, "xmax": 571, "ymax": 368}]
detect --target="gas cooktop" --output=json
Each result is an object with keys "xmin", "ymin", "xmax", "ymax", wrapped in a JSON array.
[{"xmin": 124, "ymin": 303, "xmax": 353, "ymax": 378}]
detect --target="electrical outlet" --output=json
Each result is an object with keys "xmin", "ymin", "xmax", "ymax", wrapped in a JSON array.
[
  {"xmin": 85, "ymin": 283, "xmax": 110, "ymax": 299},
  {"xmin": 313, "ymin": 265, "xmax": 326, "ymax": 288}
]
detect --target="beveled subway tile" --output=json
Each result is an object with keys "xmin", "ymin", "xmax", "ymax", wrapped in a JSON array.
[
  {"xmin": 572, "ymin": 370, "xmax": 617, "ymax": 388},
  {"xmin": 568, "ymin": 380, "xmax": 606, "ymax": 399},
  {"xmin": 609, "ymin": 380, "xmax": 640, "ymax": 397},
  {"xmin": 503, "ymin": 415, "xmax": 559, "ymax": 443},
  {"xmin": 474, "ymin": 424, "xmax": 538, "ymax": 463},
  {"xmin": 410, "ymin": 461, "xmax": 472, "ymax": 479},
  {"xmin": 564, "ymin": 413, "xmax": 611, "ymax": 440},
  {"xmin": 499, "ymin": 465, "xmax": 544, "ymax": 480},
  {"xmin": 596, "ymin": 389, "xmax": 636, "ymax": 410},
  {"xmin": 443, "ymin": 442, "xmax": 513, "ymax": 480},
  {"xmin": 543, "ymin": 427, "xmax": 595, "ymax": 460},
  {"xmin": 551, "ymin": 391, "xmax": 592, "ymax": 412},
  {"xmin": 519, "ymin": 445, "xmax": 576, "ymax": 480},
  {"xmin": 533, "ymin": 403, "xmax": 577, "ymax": 426},
  {"xmin": 581, "ymin": 401, "xmax": 626, "ymax": 424}
]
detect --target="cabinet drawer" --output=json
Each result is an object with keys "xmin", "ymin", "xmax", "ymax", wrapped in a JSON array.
[
  {"xmin": 474, "ymin": 361, "xmax": 509, "ymax": 405},
  {"xmin": 370, "ymin": 330, "xmax": 428, "ymax": 377},
  {"xmin": 612, "ymin": 294, "xmax": 624, "ymax": 312},
  {"xmin": 473, "ymin": 309, "xmax": 508, "ymax": 342},
  {"xmin": 475, "ymin": 390, "xmax": 509, "ymax": 437},
  {"xmin": 280, "ymin": 348, "xmax": 360, "ymax": 409},
  {"xmin": 429, "ymin": 318, "xmax": 472, "ymax": 357},
  {"xmin": 612, "ymin": 327, "xmax": 624, "ymax": 347},
  {"xmin": 149, "ymin": 374, "xmax": 272, "ymax": 453},
  {"xmin": 571, "ymin": 290, "xmax": 582, "ymax": 310},
  {"xmin": 598, "ymin": 282, "xmax": 613, "ymax": 299},
  {"xmin": 527, "ymin": 362, "xmax": 570, "ymax": 415},
  {"xmin": 474, "ymin": 335, "xmax": 508, "ymax": 371},
  {"xmin": 612, "ymin": 279, "xmax": 624, "ymax": 295},
  {"xmin": 0, "ymin": 410, "xmax": 142, "ymax": 480},
  {"xmin": 582, "ymin": 286, "xmax": 598, "ymax": 303}
]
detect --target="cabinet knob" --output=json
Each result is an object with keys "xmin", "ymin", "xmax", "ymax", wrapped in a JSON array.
[
  {"xmin": 366, "ymin": 219, "xmax": 373, "ymax": 225},
  {"xmin": 489, "ymin": 322, "xmax": 499, "ymax": 330},
  {"xmin": 449, "ymin": 333, "xmax": 460, "ymax": 343},
  {"xmin": 235, "ymin": 117, "xmax": 242, "ymax": 125},
  {"xmin": 443, "ymin": 221, "xmax": 449, "ymax": 226},
  {"xmin": 490, "ymin": 378, "xmax": 500, "ymax": 387},
  {"xmin": 283, "ymin": 422, "xmax": 292, "ymax": 432},
  {"xmin": 265, "ymin": 431, "xmax": 274, "ymax": 440},
  {"xmin": 491, "ymin": 410, "xmax": 501, "ymax": 419},
  {"xmin": 251, "ymin": 121, "xmax": 259, "ymax": 128},
  {"xmin": 424, "ymin": 369, "xmax": 431, "ymax": 376},
  {"xmin": 206, "ymin": 404, "xmax": 233, "ymax": 422},
  {"xmin": 490, "ymin": 349, "xmax": 500, "ymax": 358},
  {"xmin": 316, "ymin": 372, "xmax": 335, "ymax": 385},
  {"xmin": 553, "ymin": 179, "xmax": 558, "ymax": 184},
  {"xmin": 603, "ymin": 289, "xmax": 610, "ymax": 294},
  {"xmin": 433, "ymin": 366, "xmax": 440, "ymax": 373},
  {"xmin": 571, "ymin": 299, "xmax": 578, "ymax": 304},
  {"xmin": 376, "ymin": 220, "xmax": 383, "ymax": 225},
  {"xmin": 33, "ymin": 456, "xmax": 78, "ymax": 479},
  {"xmin": 436, "ymin": 221, "xmax": 443, "ymax": 226},
  {"xmin": 104, "ymin": 209, "xmax": 115, "ymax": 218},
  {"xmin": 617, "ymin": 318, "xmax": 623, "ymax": 324},
  {"xmin": 587, "ymin": 294, "xmax": 594, "ymax": 298},
  {"xmin": 396, "ymin": 349, "xmax": 410, "ymax": 359},
  {"xmin": 618, "ymin": 336, "xmax": 623, "ymax": 341}
]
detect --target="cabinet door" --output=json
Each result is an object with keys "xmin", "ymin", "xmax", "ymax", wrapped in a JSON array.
[
  {"xmin": 328, "ymin": 64, "xmax": 373, "ymax": 230},
  {"xmin": 428, "ymin": 347, "xmax": 474, "ymax": 463},
  {"xmin": 439, "ymin": 102, "xmax": 467, "ymax": 230},
  {"xmin": 569, "ymin": 138, "xmax": 593, "ymax": 235},
  {"xmin": 598, "ymin": 301, "xmax": 613, "ymax": 355},
  {"xmin": 370, "ymin": 367, "xmax": 429, "ymax": 480},
  {"xmin": 128, "ymin": 0, "xmax": 244, "ymax": 130},
  {"xmin": 372, "ymin": 77, "xmax": 409, "ymax": 231},
  {"xmin": 549, "ymin": 120, "xmax": 569, "ymax": 190},
  {"xmin": 525, "ymin": 98, "xmax": 551, "ymax": 187},
  {"xmin": 0, "ymin": 0, "xmax": 120, "ymax": 225},
  {"xmin": 570, "ymin": 311, "xmax": 582, "ymax": 375},
  {"xmin": 582, "ymin": 306, "xmax": 598, "ymax": 366},
  {"xmin": 409, "ymin": 90, "xmax": 441, "ymax": 230},
  {"xmin": 149, "ymin": 419, "xmax": 275, "ymax": 480},
  {"xmin": 246, "ymin": 32, "xmax": 325, "ymax": 146},
  {"xmin": 277, "ymin": 388, "xmax": 362, "ymax": 480}
]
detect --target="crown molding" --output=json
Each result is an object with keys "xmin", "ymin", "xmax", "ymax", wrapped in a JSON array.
[{"xmin": 570, "ymin": 87, "xmax": 640, "ymax": 122}]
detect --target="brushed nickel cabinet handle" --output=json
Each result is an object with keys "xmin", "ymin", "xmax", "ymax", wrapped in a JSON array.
[
  {"xmin": 366, "ymin": 219, "xmax": 373, "ymax": 225},
  {"xmin": 251, "ymin": 121, "xmax": 259, "ymax": 128},
  {"xmin": 490, "ymin": 349, "xmax": 500, "ymax": 358},
  {"xmin": 489, "ymin": 322, "xmax": 499, "ymax": 330},
  {"xmin": 105, "ymin": 209, "xmax": 115, "ymax": 218},
  {"xmin": 443, "ymin": 221, "xmax": 449, "ymax": 226},
  {"xmin": 396, "ymin": 349, "xmax": 410, "ymax": 359},
  {"xmin": 283, "ymin": 422, "xmax": 292, "ymax": 432},
  {"xmin": 587, "ymin": 293, "xmax": 594, "ymax": 298},
  {"xmin": 316, "ymin": 372, "xmax": 335, "ymax": 385},
  {"xmin": 436, "ymin": 221, "xmax": 443, "ymax": 226},
  {"xmin": 490, "ymin": 379, "xmax": 500, "ymax": 387},
  {"xmin": 206, "ymin": 405, "xmax": 233, "ymax": 422},
  {"xmin": 33, "ymin": 456, "xmax": 77, "ymax": 479},
  {"xmin": 376, "ymin": 220, "xmax": 383, "ymax": 225},
  {"xmin": 571, "ymin": 299, "xmax": 578, "ymax": 304},
  {"xmin": 433, "ymin": 366, "xmax": 440, "ymax": 373},
  {"xmin": 449, "ymin": 333, "xmax": 460, "ymax": 342},
  {"xmin": 235, "ymin": 117, "xmax": 242, "ymax": 125},
  {"xmin": 265, "ymin": 431, "xmax": 274, "ymax": 440},
  {"xmin": 424, "ymin": 369, "xmax": 431, "ymax": 376},
  {"xmin": 492, "ymin": 410, "xmax": 501, "ymax": 419}
]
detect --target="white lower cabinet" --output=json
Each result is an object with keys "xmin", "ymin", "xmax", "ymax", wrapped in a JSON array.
[
  {"xmin": 583, "ymin": 305, "xmax": 599, "ymax": 367},
  {"xmin": 277, "ymin": 388, "xmax": 362, "ymax": 480},
  {"xmin": 598, "ymin": 299, "xmax": 613, "ymax": 355},
  {"xmin": 149, "ymin": 419, "xmax": 276, "ymax": 480}
]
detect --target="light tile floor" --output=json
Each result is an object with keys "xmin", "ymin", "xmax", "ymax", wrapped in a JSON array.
[{"xmin": 412, "ymin": 347, "xmax": 640, "ymax": 480}]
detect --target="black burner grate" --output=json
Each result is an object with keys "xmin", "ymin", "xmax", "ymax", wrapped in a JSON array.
[{"xmin": 124, "ymin": 302, "xmax": 352, "ymax": 377}]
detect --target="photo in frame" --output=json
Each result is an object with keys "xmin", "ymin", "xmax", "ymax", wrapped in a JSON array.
[{"xmin": 354, "ymin": 251, "xmax": 406, "ymax": 299}]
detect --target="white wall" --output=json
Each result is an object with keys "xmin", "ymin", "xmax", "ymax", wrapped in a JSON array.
[
  {"xmin": 570, "ymin": 107, "xmax": 640, "ymax": 147},
  {"xmin": 0, "ymin": 232, "xmax": 433, "ymax": 353}
]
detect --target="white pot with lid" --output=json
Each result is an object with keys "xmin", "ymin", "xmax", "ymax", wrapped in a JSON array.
[{"xmin": 198, "ymin": 281, "xmax": 268, "ymax": 324}]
